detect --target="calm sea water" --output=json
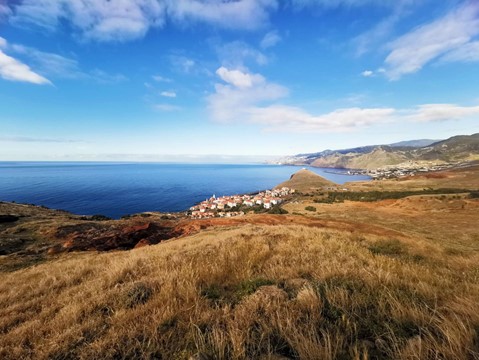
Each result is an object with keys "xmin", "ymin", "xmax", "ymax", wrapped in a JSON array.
[{"xmin": 0, "ymin": 162, "xmax": 370, "ymax": 218}]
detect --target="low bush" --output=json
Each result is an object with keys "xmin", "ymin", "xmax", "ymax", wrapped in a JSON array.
[{"xmin": 368, "ymin": 239, "xmax": 405, "ymax": 257}]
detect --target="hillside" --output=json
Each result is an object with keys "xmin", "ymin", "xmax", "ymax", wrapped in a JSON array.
[
  {"xmin": 277, "ymin": 133, "xmax": 479, "ymax": 170},
  {"xmin": 1, "ymin": 194, "xmax": 479, "ymax": 358},
  {"xmin": 275, "ymin": 169, "xmax": 335, "ymax": 192},
  {"xmin": 1, "ymin": 167, "xmax": 479, "ymax": 359}
]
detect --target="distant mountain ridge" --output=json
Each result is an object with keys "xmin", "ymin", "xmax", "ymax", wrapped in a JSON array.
[
  {"xmin": 276, "ymin": 133, "xmax": 479, "ymax": 170},
  {"xmin": 388, "ymin": 139, "xmax": 440, "ymax": 148}
]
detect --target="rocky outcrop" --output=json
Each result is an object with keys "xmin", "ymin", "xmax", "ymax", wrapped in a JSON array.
[{"xmin": 54, "ymin": 221, "xmax": 178, "ymax": 252}]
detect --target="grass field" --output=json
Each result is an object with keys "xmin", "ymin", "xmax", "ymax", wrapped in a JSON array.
[{"xmin": 1, "ymin": 205, "xmax": 479, "ymax": 359}]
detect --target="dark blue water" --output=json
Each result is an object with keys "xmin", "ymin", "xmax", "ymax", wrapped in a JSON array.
[{"xmin": 0, "ymin": 162, "xmax": 370, "ymax": 218}]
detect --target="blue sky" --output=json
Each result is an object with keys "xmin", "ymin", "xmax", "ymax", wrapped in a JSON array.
[{"xmin": 1, "ymin": 0, "xmax": 479, "ymax": 161}]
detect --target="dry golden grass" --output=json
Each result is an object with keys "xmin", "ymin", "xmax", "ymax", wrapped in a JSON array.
[
  {"xmin": 1, "ymin": 219, "xmax": 479, "ymax": 359},
  {"xmin": 347, "ymin": 164, "xmax": 479, "ymax": 191}
]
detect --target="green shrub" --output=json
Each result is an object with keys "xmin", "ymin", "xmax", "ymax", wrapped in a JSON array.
[
  {"xmin": 469, "ymin": 191, "xmax": 479, "ymax": 199},
  {"xmin": 268, "ymin": 206, "xmax": 288, "ymax": 214},
  {"xmin": 305, "ymin": 206, "xmax": 317, "ymax": 212}
]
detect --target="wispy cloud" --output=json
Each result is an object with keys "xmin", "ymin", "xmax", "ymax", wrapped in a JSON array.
[
  {"xmin": 10, "ymin": 43, "xmax": 83, "ymax": 79},
  {"xmin": 361, "ymin": 70, "xmax": 374, "ymax": 77},
  {"xmin": 215, "ymin": 40, "xmax": 268, "ymax": 68},
  {"xmin": 0, "ymin": 136, "xmax": 84, "ymax": 143},
  {"xmin": 9, "ymin": 0, "xmax": 166, "ymax": 42},
  {"xmin": 169, "ymin": 55, "xmax": 196, "ymax": 73},
  {"xmin": 441, "ymin": 40, "xmax": 479, "ymax": 63},
  {"xmin": 0, "ymin": 3, "xmax": 11, "ymax": 20},
  {"xmin": 260, "ymin": 30, "xmax": 282, "ymax": 49},
  {"xmin": 0, "ymin": 37, "xmax": 127, "ymax": 83},
  {"xmin": 290, "ymin": 0, "xmax": 404, "ymax": 9},
  {"xmin": 89, "ymin": 69, "xmax": 128, "ymax": 84},
  {"xmin": 384, "ymin": 2, "xmax": 479, "ymax": 80},
  {"xmin": 6, "ymin": 0, "xmax": 278, "ymax": 42}
]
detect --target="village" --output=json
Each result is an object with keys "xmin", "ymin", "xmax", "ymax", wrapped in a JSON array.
[
  {"xmin": 347, "ymin": 161, "xmax": 465, "ymax": 180},
  {"xmin": 188, "ymin": 187, "xmax": 295, "ymax": 219}
]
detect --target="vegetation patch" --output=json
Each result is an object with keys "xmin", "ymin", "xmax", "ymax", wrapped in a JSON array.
[
  {"xmin": 121, "ymin": 282, "xmax": 153, "ymax": 308},
  {"xmin": 267, "ymin": 206, "xmax": 289, "ymax": 214},
  {"xmin": 200, "ymin": 278, "xmax": 275, "ymax": 305},
  {"xmin": 314, "ymin": 188, "xmax": 473, "ymax": 203},
  {"xmin": 304, "ymin": 206, "xmax": 317, "ymax": 212},
  {"xmin": 469, "ymin": 191, "xmax": 479, "ymax": 199},
  {"xmin": 0, "ymin": 215, "xmax": 19, "ymax": 223},
  {"xmin": 368, "ymin": 239, "xmax": 405, "ymax": 257}
]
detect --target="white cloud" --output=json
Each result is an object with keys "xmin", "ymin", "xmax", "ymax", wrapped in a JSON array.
[
  {"xmin": 160, "ymin": 91, "xmax": 177, "ymax": 97},
  {"xmin": 260, "ymin": 30, "xmax": 281, "ymax": 49},
  {"xmin": 6, "ymin": 0, "xmax": 278, "ymax": 42},
  {"xmin": 361, "ymin": 70, "xmax": 374, "ymax": 77},
  {"xmin": 0, "ymin": 38, "xmax": 51, "ymax": 85},
  {"xmin": 165, "ymin": 0, "xmax": 277, "ymax": 30},
  {"xmin": 406, "ymin": 104, "xmax": 479, "ymax": 122},
  {"xmin": 216, "ymin": 66, "xmax": 265, "ymax": 88},
  {"xmin": 209, "ymin": 66, "xmax": 479, "ymax": 132},
  {"xmin": 208, "ymin": 66, "xmax": 288, "ymax": 123},
  {"xmin": 154, "ymin": 104, "xmax": 181, "ymax": 111},
  {"xmin": 384, "ymin": 2, "xmax": 479, "ymax": 79},
  {"xmin": 0, "ymin": 50, "xmax": 51, "ymax": 84},
  {"xmin": 247, "ymin": 106, "xmax": 395, "ymax": 132},
  {"xmin": 441, "ymin": 41, "xmax": 479, "ymax": 63}
]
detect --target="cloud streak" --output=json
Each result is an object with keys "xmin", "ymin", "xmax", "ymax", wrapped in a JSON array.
[
  {"xmin": 0, "ymin": 136, "xmax": 84, "ymax": 143},
  {"xmin": 160, "ymin": 91, "xmax": 177, "ymax": 98},
  {"xmin": 384, "ymin": 2, "xmax": 479, "ymax": 79},
  {"xmin": 0, "ymin": 37, "xmax": 127, "ymax": 84}
]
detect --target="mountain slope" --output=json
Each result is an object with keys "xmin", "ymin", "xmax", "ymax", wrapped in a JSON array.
[
  {"xmin": 279, "ymin": 133, "xmax": 479, "ymax": 170},
  {"xmin": 275, "ymin": 169, "xmax": 336, "ymax": 192}
]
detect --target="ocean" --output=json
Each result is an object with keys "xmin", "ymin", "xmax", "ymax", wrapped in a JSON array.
[{"xmin": 0, "ymin": 162, "xmax": 370, "ymax": 218}]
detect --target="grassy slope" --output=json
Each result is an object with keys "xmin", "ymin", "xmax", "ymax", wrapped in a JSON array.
[
  {"xmin": 1, "ymin": 167, "xmax": 479, "ymax": 359},
  {"xmin": 275, "ymin": 169, "xmax": 335, "ymax": 192}
]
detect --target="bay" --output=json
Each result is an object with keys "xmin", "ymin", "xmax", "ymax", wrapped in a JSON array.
[{"xmin": 0, "ymin": 162, "xmax": 370, "ymax": 218}]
